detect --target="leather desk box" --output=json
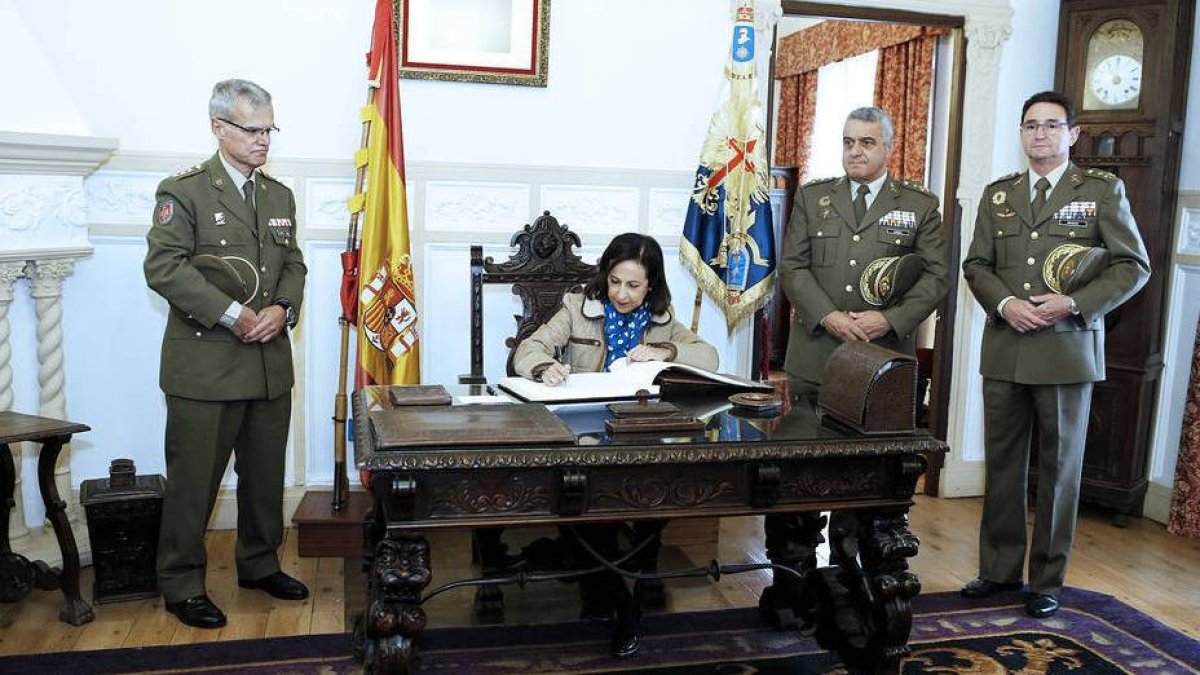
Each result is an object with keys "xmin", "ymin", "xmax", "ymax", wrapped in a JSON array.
[{"xmin": 817, "ymin": 342, "xmax": 918, "ymax": 434}]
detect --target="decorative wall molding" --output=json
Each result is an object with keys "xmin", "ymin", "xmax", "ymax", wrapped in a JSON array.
[
  {"xmin": 304, "ymin": 177, "xmax": 355, "ymax": 229},
  {"xmin": 0, "ymin": 175, "xmax": 88, "ymax": 252},
  {"xmin": 1178, "ymin": 203, "xmax": 1200, "ymax": 256},
  {"xmin": 539, "ymin": 185, "xmax": 641, "ymax": 236},
  {"xmin": 84, "ymin": 170, "xmax": 164, "ymax": 225},
  {"xmin": 425, "ymin": 181, "xmax": 529, "ymax": 233},
  {"xmin": 648, "ymin": 188, "xmax": 692, "ymax": 237},
  {"xmin": 0, "ymin": 131, "xmax": 117, "ymax": 176}
]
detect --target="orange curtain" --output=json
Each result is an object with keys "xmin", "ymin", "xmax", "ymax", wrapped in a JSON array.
[
  {"xmin": 773, "ymin": 21, "xmax": 948, "ymax": 182},
  {"xmin": 774, "ymin": 70, "xmax": 817, "ymax": 174},
  {"xmin": 1168, "ymin": 319, "xmax": 1200, "ymax": 537},
  {"xmin": 874, "ymin": 31, "xmax": 942, "ymax": 183}
]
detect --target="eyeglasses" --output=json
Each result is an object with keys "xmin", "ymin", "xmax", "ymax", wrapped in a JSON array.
[
  {"xmin": 217, "ymin": 117, "xmax": 280, "ymax": 139},
  {"xmin": 1020, "ymin": 120, "xmax": 1070, "ymax": 135}
]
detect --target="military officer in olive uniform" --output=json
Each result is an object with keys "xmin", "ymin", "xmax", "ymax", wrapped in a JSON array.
[
  {"xmin": 144, "ymin": 79, "xmax": 309, "ymax": 629},
  {"xmin": 961, "ymin": 91, "xmax": 1149, "ymax": 618},
  {"xmin": 781, "ymin": 106, "xmax": 949, "ymax": 392}
]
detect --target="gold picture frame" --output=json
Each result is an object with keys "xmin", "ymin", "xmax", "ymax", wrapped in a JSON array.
[{"xmin": 396, "ymin": 0, "xmax": 550, "ymax": 87}]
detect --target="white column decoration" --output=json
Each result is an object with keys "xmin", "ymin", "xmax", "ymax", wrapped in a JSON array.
[
  {"xmin": 0, "ymin": 261, "xmax": 28, "ymax": 541},
  {"xmin": 941, "ymin": 16, "xmax": 1013, "ymax": 497},
  {"xmin": 26, "ymin": 257, "xmax": 81, "ymax": 522}
]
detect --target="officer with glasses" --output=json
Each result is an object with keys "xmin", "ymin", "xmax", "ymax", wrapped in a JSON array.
[
  {"xmin": 144, "ymin": 78, "xmax": 308, "ymax": 629},
  {"xmin": 960, "ymin": 90, "xmax": 1149, "ymax": 618}
]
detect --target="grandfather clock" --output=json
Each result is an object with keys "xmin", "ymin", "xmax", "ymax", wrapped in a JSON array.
[{"xmin": 1045, "ymin": 0, "xmax": 1194, "ymax": 522}]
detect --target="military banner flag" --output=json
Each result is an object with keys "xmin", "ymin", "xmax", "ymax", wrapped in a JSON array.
[
  {"xmin": 680, "ymin": 0, "xmax": 776, "ymax": 332},
  {"xmin": 345, "ymin": 0, "xmax": 420, "ymax": 386}
]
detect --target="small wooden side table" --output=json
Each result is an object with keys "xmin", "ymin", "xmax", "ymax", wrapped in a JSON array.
[{"xmin": 0, "ymin": 410, "xmax": 94, "ymax": 625}]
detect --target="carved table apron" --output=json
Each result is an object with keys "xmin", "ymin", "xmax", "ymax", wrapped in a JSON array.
[{"xmin": 351, "ymin": 386, "xmax": 946, "ymax": 674}]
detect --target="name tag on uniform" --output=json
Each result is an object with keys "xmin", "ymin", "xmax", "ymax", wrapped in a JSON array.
[
  {"xmin": 879, "ymin": 210, "xmax": 917, "ymax": 229},
  {"xmin": 1053, "ymin": 201, "xmax": 1096, "ymax": 228}
]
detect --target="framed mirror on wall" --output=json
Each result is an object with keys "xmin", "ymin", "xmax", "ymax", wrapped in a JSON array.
[{"xmin": 397, "ymin": 0, "xmax": 551, "ymax": 87}]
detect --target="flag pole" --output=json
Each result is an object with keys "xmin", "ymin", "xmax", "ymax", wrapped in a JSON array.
[
  {"xmin": 331, "ymin": 86, "xmax": 377, "ymax": 512},
  {"xmin": 690, "ymin": 288, "xmax": 703, "ymax": 334}
]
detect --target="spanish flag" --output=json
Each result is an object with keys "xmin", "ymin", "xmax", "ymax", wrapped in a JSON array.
[{"xmin": 345, "ymin": 0, "xmax": 420, "ymax": 386}]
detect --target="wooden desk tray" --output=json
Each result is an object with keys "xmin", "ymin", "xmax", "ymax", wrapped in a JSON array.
[
  {"xmin": 605, "ymin": 414, "xmax": 705, "ymax": 434},
  {"xmin": 387, "ymin": 384, "xmax": 453, "ymax": 407},
  {"xmin": 370, "ymin": 403, "xmax": 575, "ymax": 448},
  {"xmin": 607, "ymin": 401, "xmax": 681, "ymax": 417}
]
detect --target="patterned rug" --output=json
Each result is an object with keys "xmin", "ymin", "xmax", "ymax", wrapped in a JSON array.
[{"xmin": 1, "ymin": 588, "xmax": 1195, "ymax": 674}]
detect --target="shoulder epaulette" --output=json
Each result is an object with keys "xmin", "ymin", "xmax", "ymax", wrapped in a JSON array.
[
  {"xmin": 1083, "ymin": 167, "xmax": 1117, "ymax": 182},
  {"xmin": 257, "ymin": 169, "xmax": 286, "ymax": 186},
  {"xmin": 802, "ymin": 176, "xmax": 838, "ymax": 188},
  {"xmin": 988, "ymin": 171, "xmax": 1021, "ymax": 186},
  {"xmin": 169, "ymin": 164, "xmax": 204, "ymax": 179},
  {"xmin": 897, "ymin": 179, "xmax": 934, "ymax": 197}
]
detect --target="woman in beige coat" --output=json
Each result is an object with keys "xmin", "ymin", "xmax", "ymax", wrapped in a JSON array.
[
  {"xmin": 511, "ymin": 232, "xmax": 717, "ymax": 658},
  {"xmin": 513, "ymin": 232, "xmax": 717, "ymax": 383}
]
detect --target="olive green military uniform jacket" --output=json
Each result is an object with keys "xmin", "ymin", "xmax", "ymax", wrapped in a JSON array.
[
  {"xmin": 780, "ymin": 174, "xmax": 949, "ymax": 384},
  {"xmin": 962, "ymin": 163, "xmax": 1150, "ymax": 385},
  {"xmin": 144, "ymin": 153, "xmax": 307, "ymax": 401},
  {"xmin": 512, "ymin": 292, "xmax": 719, "ymax": 379}
]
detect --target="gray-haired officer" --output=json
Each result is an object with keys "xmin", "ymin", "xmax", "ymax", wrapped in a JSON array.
[
  {"xmin": 781, "ymin": 106, "xmax": 949, "ymax": 392},
  {"xmin": 961, "ymin": 90, "xmax": 1149, "ymax": 618},
  {"xmin": 144, "ymin": 78, "xmax": 308, "ymax": 629}
]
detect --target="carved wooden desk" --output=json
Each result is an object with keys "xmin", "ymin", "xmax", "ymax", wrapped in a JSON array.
[
  {"xmin": 352, "ymin": 386, "xmax": 945, "ymax": 674},
  {"xmin": 0, "ymin": 410, "xmax": 94, "ymax": 625}
]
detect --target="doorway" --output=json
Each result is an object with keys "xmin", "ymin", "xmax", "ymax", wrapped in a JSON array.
[{"xmin": 759, "ymin": 3, "xmax": 967, "ymax": 494}]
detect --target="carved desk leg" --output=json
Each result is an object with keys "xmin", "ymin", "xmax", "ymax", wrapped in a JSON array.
[
  {"xmin": 36, "ymin": 436, "xmax": 93, "ymax": 626},
  {"xmin": 358, "ymin": 535, "xmax": 431, "ymax": 675},
  {"xmin": 814, "ymin": 512, "xmax": 922, "ymax": 671},
  {"xmin": 759, "ymin": 512, "xmax": 826, "ymax": 630}
]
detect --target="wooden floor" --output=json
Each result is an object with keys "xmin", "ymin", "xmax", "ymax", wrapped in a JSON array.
[{"xmin": 1, "ymin": 495, "xmax": 1197, "ymax": 657}]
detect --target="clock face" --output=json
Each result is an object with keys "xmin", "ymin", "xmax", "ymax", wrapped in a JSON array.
[
  {"xmin": 1081, "ymin": 18, "xmax": 1144, "ymax": 111},
  {"xmin": 1090, "ymin": 54, "xmax": 1142, "ymax": 105}
]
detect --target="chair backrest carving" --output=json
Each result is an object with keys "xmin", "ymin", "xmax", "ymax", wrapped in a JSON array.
[{"xmin": 460, "ymin": 211, "xmax": 596, "ymax": 384}]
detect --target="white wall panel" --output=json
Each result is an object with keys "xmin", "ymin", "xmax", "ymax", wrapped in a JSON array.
[{"xmin": 301, "ymin": 239, "xmax": 352, "ymax": 486}]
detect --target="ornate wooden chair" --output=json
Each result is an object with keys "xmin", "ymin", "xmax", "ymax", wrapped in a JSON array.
[
  {"xmin": 459, "ymin": 210, "xmax": 596, "ymax": 385},
  {"xmin": 458, "ymin": 211, "xmax": 597, "ymax": 620}
]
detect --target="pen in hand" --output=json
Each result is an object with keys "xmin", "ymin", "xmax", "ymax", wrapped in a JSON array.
[{"xmin": 542, "ymin": 363, "xmax": 571, "ymax": 387}]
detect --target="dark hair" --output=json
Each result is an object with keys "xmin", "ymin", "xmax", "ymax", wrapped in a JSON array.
[
  {"xmin": 583, "ymin": 233, "xmax": 671, "ymax": 315},
  {"xmin": 1021, "ymin": 91, "xmax": 1077, "ymax": 127}
]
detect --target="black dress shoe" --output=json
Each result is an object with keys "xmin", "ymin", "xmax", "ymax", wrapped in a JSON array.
[
  {"xmin": 165, "ymin": 595, "xmax": 227, "ymax": 629},
  {"xmin": 238, "ymin": 571, "xmax": 309, "ymax": 600},
  {"xmin": 960, "ymin": 577, "xmax": 1023, "ymax": 598},
  {"xmin": 1025, "ymin": 594, "xmax": 1060, "ymax": 618}
]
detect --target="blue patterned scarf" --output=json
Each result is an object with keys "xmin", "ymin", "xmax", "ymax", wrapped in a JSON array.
[{"xmin": 603, "ymin": 300, "xmax": 651, "ymax": 371}]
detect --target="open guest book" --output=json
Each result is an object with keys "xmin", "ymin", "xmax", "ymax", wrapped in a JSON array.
[{"xmin": 497, "ymin": 358, "xmax": 772, "ymax": 404}]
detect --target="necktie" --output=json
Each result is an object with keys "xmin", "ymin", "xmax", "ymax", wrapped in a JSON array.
[
  {"xmin": 853, "ymin": 183, "xmax": 870, "ymax": 225},
  {"xmin": 1032, "ymin": 177, "xmax": 1050, "ymax": 220},
  {"xmin": 242, "ymin": 179, "xmax": 256, "ymax": 215}
]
